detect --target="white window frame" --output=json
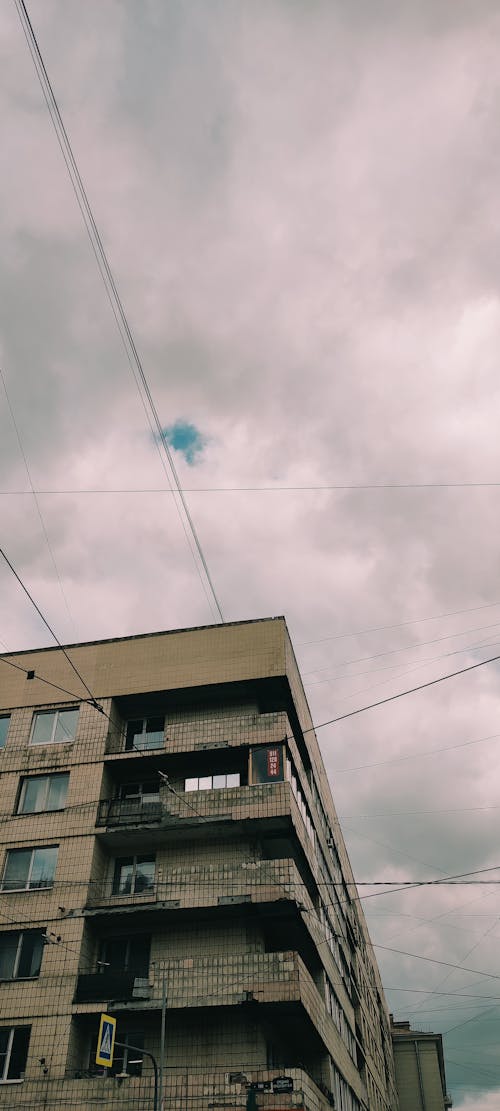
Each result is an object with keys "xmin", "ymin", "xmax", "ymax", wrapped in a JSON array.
[
  {"xmin": 185, "ymin": 772, "xmax": 240, "ymax": 792},
  {"xmin": 0, "ymin": 1026, "xmax": 30, "ymax": 1083},
  {"xmin": 112, "ymin": 855, "xmax": 156, "ymax": 896},
  {"xmin": 124, "ymin": 717, "xmax": 164, "ymax": 751},
  {"xmin": 17, "ymin": 773, "xmax": 69, "ymax": 815},
  {"xmin": 0, "ymin": 931, "xmax": 44, "ymax": 980},
  {"xmin": 30, "ymin": 707, "xmax": 79, "ymax": 746},
  {"xmin": 0, "ymin": 716, "xmax": 10, "ymax": 750},
  {"xmin": 1, "ymin": 847, "xmax": 58, "ymax": 892}
]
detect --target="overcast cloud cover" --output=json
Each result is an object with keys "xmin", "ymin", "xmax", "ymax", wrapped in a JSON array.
[{"xmin": 2, "ymin": 2, "xmax": 500, "ymax": 1105}]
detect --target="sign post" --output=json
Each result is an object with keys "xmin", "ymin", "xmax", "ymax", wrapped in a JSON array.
[{"xmin": 96, "ymin": 1013, "xmax": 116, "ymax": 1069}]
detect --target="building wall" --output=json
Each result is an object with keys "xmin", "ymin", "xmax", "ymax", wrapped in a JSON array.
[{"xmin": 0, "ymin": 618, "xmax": 399, "ymax": 1111}]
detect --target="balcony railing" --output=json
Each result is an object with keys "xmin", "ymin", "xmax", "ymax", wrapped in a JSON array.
[
  {"xmin": 84, "ymin": 857, "xmax": 308, "ymax": 912},
  {"xmin": 105, "ymin": 711, "xmax": 291, "ymax": 755},
  {"xmin": 96, "ymin": 798, "xmax": 164, "ymax": 827},
  {"xmin": 73, "ymin": 971, "xmax": 151, "ymax": 1003}
]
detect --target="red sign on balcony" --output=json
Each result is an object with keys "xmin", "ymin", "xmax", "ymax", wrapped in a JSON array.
[{"xmin": 267, "ymin": 748, "xmax": 280, "ymax": 777}]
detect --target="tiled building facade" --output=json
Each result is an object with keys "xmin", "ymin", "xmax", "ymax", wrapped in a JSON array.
[{"xmin": 0, "ymin": 617, "xmax": 399, "ymax": 1110}]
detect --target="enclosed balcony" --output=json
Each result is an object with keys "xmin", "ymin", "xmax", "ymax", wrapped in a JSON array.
[
  {"xmin": 74, "ymin": 971, "xmax": 151, "ymax": 1003},
  {"xmin": 96, "ymin": 797, "xmax": 163, "ymax": 827}
]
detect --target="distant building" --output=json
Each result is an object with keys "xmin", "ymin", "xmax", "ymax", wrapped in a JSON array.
[
  {"xmin": 391, "ymin": 1018, "xmax": 452, "ymax": 1110},
  {"xmin": 0, "ymin": 617, "xmax": 399, "ymax": 1110}
]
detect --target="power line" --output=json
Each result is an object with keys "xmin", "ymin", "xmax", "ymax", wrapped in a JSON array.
[
  {"xmin": 298, "ymin": 599, "xmax": 500, "ymax": 648},
  {"xmin": 306, "ymin": 650, "xmax": 500, "ymax": 733},
  {"xmin": 333, "ymin": 729, "xmax": 500, "ymax": 774},
  {"xmin": 303, "ymin": 618, "xmax": 500, "ymax": 681},
  {"xmin": 0, "ymin": 545, "xmax": 103, "ymax": 711},
  {"xmin": 3, "ymin": 481, "xmax": 500, "ymax": 493},
  {"xmin": 14, "ymin": 0, "xmax": 223, "ymax": 625}
]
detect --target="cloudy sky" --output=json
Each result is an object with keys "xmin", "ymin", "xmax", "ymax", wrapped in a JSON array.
[{"xmin": 2, "ymin": 1, "xmax": 500, "ymax": 1105}]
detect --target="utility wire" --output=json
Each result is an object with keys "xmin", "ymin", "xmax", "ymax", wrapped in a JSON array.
[
  {"xmin": 305, "ymin": 650, "xmax": 500, "ymax": 733},
  {"xmin": 303, "ymin": 618, "xmax": 500, "ymax": 681},
  {"xmin": 298, "ymin": 599, "xmax": 500, "ymax": 647},
  {"xmin": 0, "ymin": 546, "xmax": 102, "ymax": 710},
  {"xmin": 3, "ymin": 481, "xmax": 500, "ymax": 493},
  {"xmin": 14, "ymin": 0, "xmax": 223, "ymax": 625}
]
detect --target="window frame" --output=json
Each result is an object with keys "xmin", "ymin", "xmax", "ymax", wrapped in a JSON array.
[
  {"xmin": 0, "ymin": 930, "xmax": 44, "ymax": 981},
  {"xmin": 98, "ymin": 933, "xmax": 151, "ymax": 977},
  {"xmin": 17, "ymin": 773, "xmax": 69, "ymax": 815},
  {"xmin": 0, "ymin": 1026, "xmax": 31, "ymax": 1083},
  {"xmin": 30, "ymin": 707, "xmax": 79, "ymax": 746},
  {"xmin": 124, "ymin": 716, "xmax": 164, "ymax": 752},
  {"xmin": 112, "ymin": 855, "xmax": 156, "ymax": 897},
  {"xmin": 185, "ymin": 772, "xmax": 241, "ymax": 792},
  {"xmin": 1, "ymin": 846, "xmax": 58, "ymax": 893},
  {"xmin": 0, "ymin": 716, "xmax": 10, "ymax": 751}
]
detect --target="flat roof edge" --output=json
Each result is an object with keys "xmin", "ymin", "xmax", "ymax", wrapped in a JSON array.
[{"xmin": 0, "ymin": 616, "xmax": 288, "ymax": 660}]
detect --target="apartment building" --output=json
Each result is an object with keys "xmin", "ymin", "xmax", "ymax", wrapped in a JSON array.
[
  {"xmin": 0, "ymin": 617, "xmax": 399, "ymax": 1111},
  {"xmin": 391, "ymin": 1020, "xmax": 452, "ymax": 1110}
]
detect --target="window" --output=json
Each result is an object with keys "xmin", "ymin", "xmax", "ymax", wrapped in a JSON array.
[
  {"xmin": 185, "ymin": 772, "xmax": 240, "ymax": 791},
  {"xmin": 99, "ymin": 934, "xmax": 150, "ymax": 977},
  {"xmin": 0, "ymin": 931, "xmax": 44, "ymax": 980},
  {"xmin": 1, "ymin": 847, "xmax": 58, "ymax": 892},
  {"xmin": 112, "ymin": 855, "xmax": 155, "ymax": 896},
  {"xmin": 125, "ymin": 717, "xmax": 164, "ymax": 751},
  {"xmin": 17, "ymin": 774, "xmax": 69, "ymax": 814},
  {"xmin": 30, "ymin": 708, "xmax": 79, "ymax": 745},
  {"xmin": 118, "ymin": 781, "xmax": 159, "ymax": 804},
  {"xmin": 0, "ymin": 1026, "xmax": 30, "ymax": 1082},
  {"xmin": 0, "ymin": 717, "xmax": 10, "ymax": 750}
]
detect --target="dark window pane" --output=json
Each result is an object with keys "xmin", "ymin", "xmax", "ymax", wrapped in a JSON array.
[
  {"xmin": 129, "ymin": 935, "xmax": 151, "ymax": 976},
  {"xmin": 125, "ymin": 720, "xmax": 142, "ymax": 751},
  {"xmin": 8, "ymin": 1026, "xmax": 30, "ymax": 1079},
  {"xmin": 0, "ymin": 1029, "xmax": 10, "ymax": 1079},
  {"xmin": 134, "ymin": 858, "xmax": 155, "ymax": 893},
  {"xmin": 113, "ymin": 858, "xmax": 133, "ymax": 895},
  {"xmin": 17, "ymin": 933, "xmax": 43, "ymax": 978},
  {"xmin": 0, "ymin": 934, "xmax": 19, "ymax": 978},
  {"xmin": 144, "ymin": 717, "xmax": 164, "ymax": 748},
  {"xmin": 0, "ymin": 716, "xmax": 10, "ymax": 749}
]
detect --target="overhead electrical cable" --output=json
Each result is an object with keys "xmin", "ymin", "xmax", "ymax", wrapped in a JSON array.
[
  {"xmin": 0, "ymin": 368, "xmax": 77, "ymax": 640},
  {"xmin": 298, "ymin": 599, "xmax": 500, "ymax": 647},
  {"xmin": 303, "ymin": 650, "xmax": 500, "ymax": 733},
  {"xmin": 3, "ymin": 481, "xmax": 500, "ymax": 493},
  {"xmin": 0, "ymin": 545, "xmax": 103, "ymax": 710},
  {"xmin": 14, "ymin": 0, "xmax": 223, "ymax": 624},
  {"xmin": 303, "ymin": 618, "xmax": 500, "ymax": 680}
]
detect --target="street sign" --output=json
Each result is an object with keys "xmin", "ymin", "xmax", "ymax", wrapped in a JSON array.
[
  {"xmin": 96, "ymin": 1013, "xmax": 116, "ymax": 1067},
  {"xmin": 273, "ymin": 1076, "xmax": 294, "ymax": 1093}
]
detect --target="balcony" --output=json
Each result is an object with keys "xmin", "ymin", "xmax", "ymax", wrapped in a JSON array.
[
  {"xmin": 72, "ymin": 950, "xmax": 304, "ymax": 1014},
  {"xmin": 96, "ymin": 798, "xmax": 164, "ymax": 828},
  {"xmin": 74, "ymin": 971, "xmax": 151, "ymax": 1003},
  {"xmin": 84, "ymin": 857, "xmax": 309, "ymax": 913},
  {"xmin": 104, "ymin": 711, "xmax": 291, "ymax": 756}
]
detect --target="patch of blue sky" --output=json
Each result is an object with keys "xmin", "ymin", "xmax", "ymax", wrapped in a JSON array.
[{"xmin": 161, "ymin": 419, "xmax": 207, "ymax": 465}]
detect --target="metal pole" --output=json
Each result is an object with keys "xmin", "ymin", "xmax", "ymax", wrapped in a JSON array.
[
  {"xmin": 115, "ymin": 1041, "xmax": 159, "ymax": 1111},
  {"xmin": 160, "ymin": 972, "xmax": 167, "ymax": 1110}
]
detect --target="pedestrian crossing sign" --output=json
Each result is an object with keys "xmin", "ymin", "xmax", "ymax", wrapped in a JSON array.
[{"xmin": 96, "ymin": 1013, "xmax": 116, "ymax": 1067}]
